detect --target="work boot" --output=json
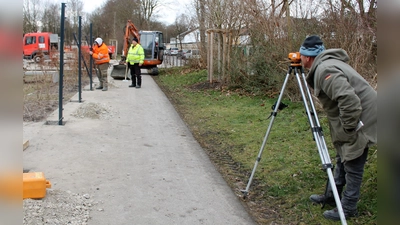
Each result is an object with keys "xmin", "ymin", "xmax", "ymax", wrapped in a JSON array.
[
  {"xmin": 323, "ymin": 208, "xmax": 358, "ymax": 221},
  {"xmin": 102, "ymin": 86, "xmax": 108, "ymax": 91},
  {"xmin": 310, "ymin": 194, "xmax": 336, "ymax": 207},
  {"xmin": 136, "ymin": 85, "xmax": 141, "ymax": 88},
  {"xmin": 129, "ymin": 84, "xmax": 135, "ymax": 88},
  {"xmin": 96, "ymin": 82, "xmax": 103, "ymax": 89}
]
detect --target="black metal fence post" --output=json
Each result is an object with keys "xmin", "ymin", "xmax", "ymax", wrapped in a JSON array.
[
  {"xmin": 78, "ymin": 16, "xmax": 82, "ymax": 102},
  {"xmin": 89, "ymin": 23, "xmax": 93, "ymax": 90},
  {"xmin": 58, "ymin": 3, "xmax": 66, "ymax": 125}
]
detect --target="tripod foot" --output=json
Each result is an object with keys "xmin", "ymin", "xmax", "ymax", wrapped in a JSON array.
[{"xmin": 240, "ymin": 189, "xmax": 249, "ymax": 199}]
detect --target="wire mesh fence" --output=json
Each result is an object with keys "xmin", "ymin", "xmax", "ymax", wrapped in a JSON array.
[{"xmin": 160, "ymin": 55, "xmax": 187, "ymax": 68}]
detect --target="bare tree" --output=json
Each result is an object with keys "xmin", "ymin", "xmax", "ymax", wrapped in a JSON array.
[
  {"xmin": 110, "ymin": 0, "xmax": 141, "ymax": 27},
  {"xmin": 64, "ymin": 0, "xmax": 84, "ymax": 44},
  {"xmin": 140, "ymin": 0, "xmax": 162, "ymax": 29},
  {"xmin": 174, "ymin": 14, "xmax": 191, "ymax": 49},
  {"xmin": 196, "ymin": 0, "xmax": 207, "ymax": 51},
  {"xmin": 318, "ymin": 0, "xmax": 376, "ymax": 80},
  {"xmin": 67, "ymin": 0, "xmax": 84, "ymax": 28},
  {"xmin": 41, "ymin": 2, "xmax": 61, "ymax": 34},
  {"xmin": 184, "ymin": 0, "xmax": 376, "ymax": 94},
  {"xmin": 199, "ymin": 0, "xmax": 245, "ymax": 29},
  {"xmin": 86, "ymin": 0, "xmax": 163, "ymax": 47},
  {"xmin": 23, "ymin": 0, "xmax": 44, "ymax": 33}
]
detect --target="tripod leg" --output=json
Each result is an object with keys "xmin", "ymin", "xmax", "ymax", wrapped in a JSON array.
[
  {"xmin": 293, "ymin": 67, "xmax": 347, "ymax": 225},
  {"xmin": 241, "ymin": 67, "xmax": 292, "ymax": 197}
]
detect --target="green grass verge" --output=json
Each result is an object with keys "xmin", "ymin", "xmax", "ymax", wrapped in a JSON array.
[{"xmin": 154, "ymin": 67, "xmax": 377, "ymax": 225}]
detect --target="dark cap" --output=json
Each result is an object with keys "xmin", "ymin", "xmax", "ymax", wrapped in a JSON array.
[
  {"xmin": 299, "ymin": 35, "xmax": 325, "ymax": 57},
  {"xmin": 132, "ymin": 37, "xmax": 139, "ymax": 42},
  {"xmin": 302, "ymin": 35, "xmax": 323, "ymax": 48}
]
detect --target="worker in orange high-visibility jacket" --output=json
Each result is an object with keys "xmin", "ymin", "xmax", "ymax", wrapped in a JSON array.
[{"xmin": 90, "ymin": 37, "xmax": 110, "ymax": 91}]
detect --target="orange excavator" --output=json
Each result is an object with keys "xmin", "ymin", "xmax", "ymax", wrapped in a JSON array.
[{"xmin": 111, "ymin": 20, "xmax": 164, "ymax": 77}]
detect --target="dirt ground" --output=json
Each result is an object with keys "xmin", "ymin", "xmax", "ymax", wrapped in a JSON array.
[{"xmin": 23, "ymin": 71, "xmax": 91, "ymax": 122}]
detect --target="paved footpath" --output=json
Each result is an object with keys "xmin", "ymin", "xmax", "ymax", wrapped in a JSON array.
[{"xmin": 23, "ymin": 73, "xmax": 257, "ymax": 225}]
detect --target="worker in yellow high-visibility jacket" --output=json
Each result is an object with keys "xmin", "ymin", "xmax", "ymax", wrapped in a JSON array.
[{"xmin": 126, "ymin": 37, "xmax": 144, "ymax": 88}]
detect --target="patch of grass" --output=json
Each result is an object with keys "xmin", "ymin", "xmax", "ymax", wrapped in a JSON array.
[{"xmin": 154, "ymin": 67, "xmax": 378, "ymax": 225}]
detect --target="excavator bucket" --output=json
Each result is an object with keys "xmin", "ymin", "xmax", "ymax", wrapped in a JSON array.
[{"xmin": 110, "ymin": 64, "xmax": 128, "ymax": 79}]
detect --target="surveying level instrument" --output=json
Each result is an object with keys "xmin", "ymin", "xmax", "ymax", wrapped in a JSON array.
[{"xmin": 241, "ymin": 52, "xmax": 348, "ymax": 225}]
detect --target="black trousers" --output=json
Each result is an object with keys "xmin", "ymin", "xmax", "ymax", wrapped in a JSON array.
[
  {"xmin": 129, "ymin": 63, "xmax": 141, "ymax": 86},
  {"xmin": 326, "ymin": 147, "xmax": 369, "ymax": 211}
]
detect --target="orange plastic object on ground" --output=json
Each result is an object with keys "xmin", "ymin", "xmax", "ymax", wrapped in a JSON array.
[{"xmin": 23, "ymin": 172, "xmax": 51, "ymax": 199}]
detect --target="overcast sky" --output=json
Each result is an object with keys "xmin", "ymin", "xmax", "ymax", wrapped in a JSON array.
[{"xmin": 50, "ymin": 0, "xmax": 191, "ymax": 25}]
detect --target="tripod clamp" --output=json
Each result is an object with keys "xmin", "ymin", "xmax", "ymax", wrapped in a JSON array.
[{"xmin": 267, "ymin": 101, "xmax": 288, "ymax": 119}]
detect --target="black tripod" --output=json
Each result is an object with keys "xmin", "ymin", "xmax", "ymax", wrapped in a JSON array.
[{"xmin": 241, "ymin": 60, "xmax": 347, "ymax": 225}]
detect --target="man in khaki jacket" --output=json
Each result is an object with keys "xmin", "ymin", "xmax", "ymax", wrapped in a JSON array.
[{"xmin": 299, "ymin": 35, "xmax": 377, "ymax": 221}]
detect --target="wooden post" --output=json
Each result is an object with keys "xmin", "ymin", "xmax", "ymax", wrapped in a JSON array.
[
  {"xmin": 227, "ymin": 31, "xmax": 231, "ymax": 83},
  {"xmin": 206, "ymin": 29, "xmax": 232, "ymax": 84},
  {"xmin": 209, "ymin": 31, "xmax": 214, "ymax": 83},
  {"xmin": 207, "ymin": 31, "xmax": 210, "ymax": 82},
  {"xmin": 217, "ymin": 33, "xmax": 221, "ymax": 81},
  {"xmin": 222, "ymin": 32, "xmax": 226, "ymax": 83}
]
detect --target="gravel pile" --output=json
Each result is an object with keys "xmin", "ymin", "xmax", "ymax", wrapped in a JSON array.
[
  {"xmin": 70, "ymin": 102, "xmax": 118, "ymax": 120},
  {"xmin": 23, "ymin": 189, "xmax": 98, "ymax": 225}
]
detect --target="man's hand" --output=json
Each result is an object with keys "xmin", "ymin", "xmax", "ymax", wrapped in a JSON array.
[
  {"xmin": 139, "ymin": 63, "xmax": 143, "ymax": 67},
  {"xmin": 89, "ymin": 51, "xmax": 93, "ymax": 55}
]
